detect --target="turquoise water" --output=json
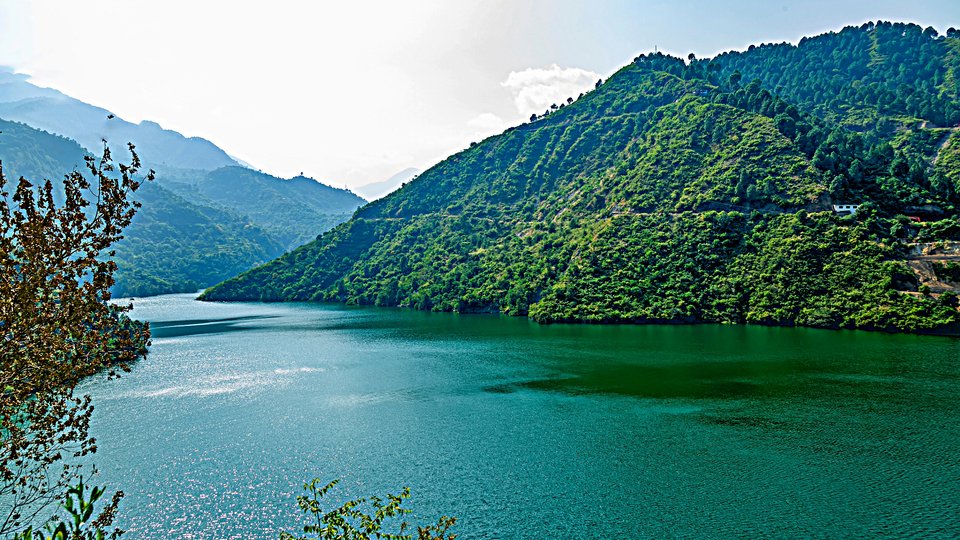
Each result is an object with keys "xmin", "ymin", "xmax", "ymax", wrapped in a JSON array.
[{"xmin": 82, "ymin": 293, "xmax": 960, "ymax": 538}]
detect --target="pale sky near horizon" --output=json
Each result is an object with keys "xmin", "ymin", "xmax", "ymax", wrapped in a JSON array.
[{"xmin": 0, "ymin": 1, "xmax": 958, "ymax": 188}]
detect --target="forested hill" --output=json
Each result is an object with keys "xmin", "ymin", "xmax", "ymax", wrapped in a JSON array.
[
  {"xmin": 115, "ymin": 165, "xmax": 363, "ymax": 296},
  {"xmin": 202, "ymin": 21, "xmax": 960, "ymax": 334},
  {"xmin": 712, "ymin": 21, "xmax": 960, "ymax": 130}
]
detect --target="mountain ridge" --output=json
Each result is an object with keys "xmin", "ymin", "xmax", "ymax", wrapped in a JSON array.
[
  {"xmin": 0, "ymin": 115, "xmax": 365, "ymax": 297},
  {"xmin": 159, "ymin": 165, "xmax": 365, "ymax": 250},
  {"xmin": 0, "ymin": 67, "xmax": 238, "ymax": 170},
  {"xmin": 195, "ymin": 22, "xmax": 958, "ymax": 333}
]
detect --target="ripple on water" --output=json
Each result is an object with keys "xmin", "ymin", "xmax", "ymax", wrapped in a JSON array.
[{"xmin": 82, "ymin": 295, "xmax": 960, "ymax": 538}]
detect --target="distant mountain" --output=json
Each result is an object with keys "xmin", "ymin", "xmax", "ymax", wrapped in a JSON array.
[
  {"xmin": 0, "ymin": 67, "xmax": 368, "ymax": 296},
  {"xmin": 0, "ymin": 118, "xmax": 364, "ymax": 297},
  {"xmin": 158, "ymin": 166, "xmax": 365, "ymax": 249},
  {"xmin": 112, "ymin": 181, "xmax": 285, "ymax": 297},
  {"xmin": 203, "ymin": 21, "xmax": 960, "ymax": 335},
  {"xmin": 116, "ymin": 162, "xmax": 365, "ymax": 295},
  {"xmin": 0, "ymin": 67, "xmax": 237, "ymax": 170},
  {"xmin": 353, "ymin": 167, "xmax": 419, "ymax": 200},
  {"xmin": 0, "ymin": 118, "xmax": 282, "ymax": 297}
]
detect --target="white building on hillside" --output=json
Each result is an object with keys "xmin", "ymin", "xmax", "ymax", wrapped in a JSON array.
[{"xmin": 832, "ymin": 204, "xmax": 861, "ymax": 215}]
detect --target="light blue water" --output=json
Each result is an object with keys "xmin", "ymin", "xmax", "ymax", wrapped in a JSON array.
[{"xmin": 81, "ymin": 293, "xmax": 960, "ymax": 538}]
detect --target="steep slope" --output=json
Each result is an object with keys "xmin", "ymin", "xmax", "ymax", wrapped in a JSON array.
[
  {"xmin": 202, "ymin": 23, "xmax": 960, "ymax": 334},
  {"xmin": 0, "ymin": 68, "xmax": 237, "ymax": 170}
]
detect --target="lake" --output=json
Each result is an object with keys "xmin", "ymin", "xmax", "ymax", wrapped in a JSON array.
[{"xmin": 82, "ymin": 293, "xmax": 960, "ymax": 538}]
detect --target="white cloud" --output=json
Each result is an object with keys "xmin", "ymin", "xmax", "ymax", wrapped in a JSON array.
[
  {"xmin": 501, "ymin": 64, "xmax": 601, "ymax": 118},
  {"xmin": 466, "ymin": 112, "xmax": 511, "ymax": 137}
]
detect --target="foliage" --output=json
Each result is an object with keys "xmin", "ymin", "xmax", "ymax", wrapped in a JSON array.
[
  {"xmin": 933, "ymin": 261, "xmax": 960, "ymax": 282},
  {"xmin": 280, "ymin": 478, "xmax": 456, "ymax": 540},
  {"xmin": 15, "ymin": 479, "xmax": 124, "ymax": 540},
  {"xmin": 0, "ymin": 144, "xmax": 150, "ymax": 533},
  {"xmin": 526, "ymin": 211, "xmax": 959, "ymax": 332},
  {"xmin": 934, "ymin": 130, "xmax": 960, "ymax": 196},
  {"xmin": 712, "ymin": 21, "xmax": 960, "ymax": 128},
  {"xmin": 203, "ymin": 21, "xmax": 960, "ymax": 335}
]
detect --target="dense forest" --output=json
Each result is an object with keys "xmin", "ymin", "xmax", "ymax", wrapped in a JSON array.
[{"xmin": 204, "ymin": 22, "xmax": 960, "ymax": 333}]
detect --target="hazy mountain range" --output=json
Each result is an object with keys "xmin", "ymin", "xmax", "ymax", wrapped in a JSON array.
[
  {"xmin": 354, "ymin": 167, "xmax": 420, "ymax": 200},
  {"xmin": 0, "ymin": 67, "xmax": 237, "ymax": 170},
  {"xmin": 0, "ymin": 68, "xmax": 366, "ymax": 296}
]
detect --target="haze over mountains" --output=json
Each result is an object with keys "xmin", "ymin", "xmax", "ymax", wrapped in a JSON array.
[
  {"xmin": 354, "ymin": 167, "xmax": 420, "ymax": 200},
  {"xmin": 204, "ymin": 21, "xmax": 960, "ymax": 335},
  {"xmin": 0, "ymin": 67, "xmax": 237, "ymax": 170},
  {"xmin": 0, "ymin": 68, "xmax": 365, "ymax": 296}
]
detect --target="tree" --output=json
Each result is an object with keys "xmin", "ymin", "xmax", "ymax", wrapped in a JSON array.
[
  {"xmin": 280, "ymin": 478, "xmax": 456, "ymax": 540},
  {"xmin": 772, "ymin": 113, "xmax": 797, "ymax": 139},
  {"xmin": 0, "ymin": 143, "xmax": 152, "ymax": 533}
]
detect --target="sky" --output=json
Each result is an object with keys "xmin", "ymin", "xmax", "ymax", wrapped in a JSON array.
[{"xmin": 0, "ymin": 0, "xmax": 958, "ymax": 189}]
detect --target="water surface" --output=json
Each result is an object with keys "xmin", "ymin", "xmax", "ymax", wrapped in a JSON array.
[{"xmin": 83, "ymin": 293, "xmax": 960, "ymax": 538}]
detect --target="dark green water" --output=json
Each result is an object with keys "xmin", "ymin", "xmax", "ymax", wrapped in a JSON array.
[{"xmin": 82, "ymin": 293, "xmax": 960, "ymax": 538}]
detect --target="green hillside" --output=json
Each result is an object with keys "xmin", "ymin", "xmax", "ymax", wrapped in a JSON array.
[
  {"xmin": 110, "ymin": 182, "xmax": 285, "ymax": 297},
  {"xmin": 201, "ymin": 22, "xmax": 960, "ymax": 334},
  {"xmin": 0, "ymin": 118, "xmax": 284, "ymax": 297},
  {"xmin": 712, "ymin": 22, "xmax": 960, "ymax": 130},
  {"xmin": 0, "ymin": 118, "xmax": 89, "ymax": 181}
]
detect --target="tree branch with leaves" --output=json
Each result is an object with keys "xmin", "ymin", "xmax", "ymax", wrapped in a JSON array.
[
  {"xmin": 280, "ymin": 478, "xmax": 456, "ymax": 540},
  {"xmin": 0, "ymin": 142, "xmax": 152, "ymax": 534}
]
